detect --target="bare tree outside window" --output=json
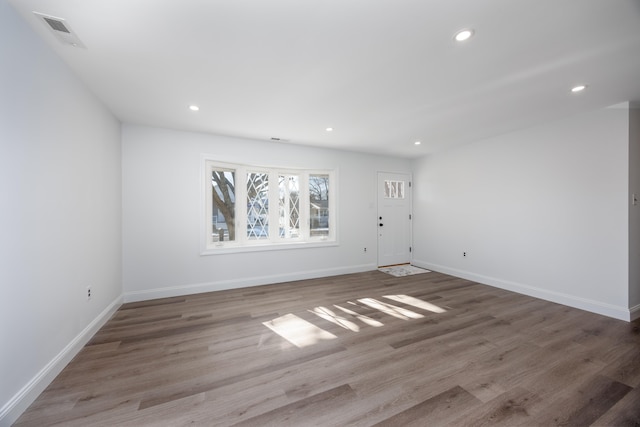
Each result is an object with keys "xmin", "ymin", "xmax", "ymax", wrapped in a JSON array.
[
  {"xmin": 212, "ymin": 170, "xmax": 235, "ymax": 241},
  {"xmin": 309, "ymin": 174, "xmax": 329, "ymax": 236}
]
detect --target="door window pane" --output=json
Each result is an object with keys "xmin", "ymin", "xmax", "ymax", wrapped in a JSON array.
[{"xmin": 384, "ymin": 180, "xmax": 405, "ymax": 199}]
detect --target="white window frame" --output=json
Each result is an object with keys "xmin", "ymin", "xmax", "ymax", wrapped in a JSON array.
[{"xmin": 202, "ymin": 159, "xmax": 337, "ymax": 254}]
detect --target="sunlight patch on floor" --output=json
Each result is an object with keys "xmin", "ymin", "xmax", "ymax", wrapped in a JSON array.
[
  {"xmin": 309, "ymin": 306, "xmax": 360, "ymax": 332},
  {"xmin": 262, "ymin": 294, "xmax": 446, "ymax": 348},
  {"xmin": 334, "ymin": 304, "xmax": 385, "ymax": 327},
  {"xmin": 357, "ymin": 298, "xmax": 424, "ymax": 320},
  {"xmin": 383, "ymin": 294, "xmax": 447, "ymax": 313},
  {"xmin": 262, "ymin": 313, "xmax": 337, "ymax": 348}
]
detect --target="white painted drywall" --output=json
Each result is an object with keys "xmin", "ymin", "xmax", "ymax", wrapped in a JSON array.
[
  {"xmin": 412, "ymin": 107, "xmax": 630, "ymax": 319},
  {"xmin": 121, "ymin": 125, "xmax": 411, "ymax": 301},
  {"xmin": 630, "ymin": 104, "xmax": 640, "ymax": 316},
  {"xmin": 0, "ymin": 1, "xmax": 122, "ymax": 423}
]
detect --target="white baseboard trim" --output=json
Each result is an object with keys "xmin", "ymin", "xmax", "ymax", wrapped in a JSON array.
[
  {"xmin": 124, "ymin": 263, "xmax": 377, "ymax": 303},
  {"xmin": 412, "ymin": 260, "xmax": 631, "ymax": 322},
  {"xmin": 630, "ymin": 304, "xmax": 640, "ymax": 321},
  {"xmin": 0, "ymin": 295, "xmax": 123, "ymax": 427}
]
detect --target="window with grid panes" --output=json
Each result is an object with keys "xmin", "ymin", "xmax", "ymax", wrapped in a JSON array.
[{"xmin": 204, "ymin": 161, "xmax": 336, "ymax": 253}]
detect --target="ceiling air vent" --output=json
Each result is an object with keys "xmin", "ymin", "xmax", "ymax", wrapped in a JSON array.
[
  {"xmin": 33, "ymin": 12, "xmax": 86, "ymax": 48},
  {"xmin": 43, "ymin": 16, "xmax": 70, "ymax": 33}
]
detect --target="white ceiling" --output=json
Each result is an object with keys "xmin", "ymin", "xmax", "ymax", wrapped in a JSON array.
[{"xmin": 9, "ymin": 0, "xmax": 640, "ymax": 158}]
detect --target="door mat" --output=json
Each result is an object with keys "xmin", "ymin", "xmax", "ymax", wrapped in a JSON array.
[{"xmin": 378, "ymin": 264, "xmax": 431, "ymax": 277}]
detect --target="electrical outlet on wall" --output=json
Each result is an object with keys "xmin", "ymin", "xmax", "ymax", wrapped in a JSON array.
[{"xmin": 87, "ymin": 286, "xmax": 92, "ymax": 300}]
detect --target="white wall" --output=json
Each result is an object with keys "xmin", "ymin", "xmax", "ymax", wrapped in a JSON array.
[
  {"xmin": 122, "ymin": 125, "xmax": 411, "ymax": 301},
  {"xmin": 630, "ymin": 104, "xmax": 640, "ymax": 316},
  {"xmin": 0, "ymin": 1, "xmax": 123, "ymax": 424},
  {"xmin": 412, "ymin": 107, "xmax": 631, "ymax": 320}
]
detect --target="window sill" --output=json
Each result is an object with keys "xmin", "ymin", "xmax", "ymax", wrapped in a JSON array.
[{"xmin": 200, "ymin": 239, "xmax": 338, "ymax": 256}]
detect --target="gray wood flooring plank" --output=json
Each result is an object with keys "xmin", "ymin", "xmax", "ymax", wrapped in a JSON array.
[{"xmin": 14, "ymin": 270, "xmax": 640, "ymax": 426}]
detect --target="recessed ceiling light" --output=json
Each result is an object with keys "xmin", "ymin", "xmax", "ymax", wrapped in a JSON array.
[
  {"xmin": 454, "ymin": 29, "xmax": 474, "ymax": 42},
  {"xmin": 414, "ymin": 141, "xmax": 422, "ymax": 145},
  {"xmin": 326, "ymin": 127, "xmax": 333, "ymax": 132},
  {"xmin": 189, "ymin": 105, "xmax": 200, "ymax": 111},
  {"xmin": 571, "ymin": 85, "xmax": 587, "ymax": 93}
]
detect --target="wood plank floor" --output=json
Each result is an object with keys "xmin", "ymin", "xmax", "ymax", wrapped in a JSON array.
[{"xmin": 15, "ymin": 270, "xmax": 640, "ymax": 426}]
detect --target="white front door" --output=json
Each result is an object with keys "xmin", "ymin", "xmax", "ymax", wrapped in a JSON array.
[{"xmin": 377, "ymin": 172, "xmax": 412, "ymax": 267}]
